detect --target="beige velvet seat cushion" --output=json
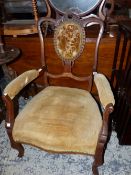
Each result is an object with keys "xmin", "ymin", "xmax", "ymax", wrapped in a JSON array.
[{"xmin": 13, "ymin": 86, "xmax": 102, "ymax": 155}]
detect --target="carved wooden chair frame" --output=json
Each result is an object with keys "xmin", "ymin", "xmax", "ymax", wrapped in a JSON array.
[{"xmin": 2, "ymin": 10, "xmax": 115, "ymax": 175}]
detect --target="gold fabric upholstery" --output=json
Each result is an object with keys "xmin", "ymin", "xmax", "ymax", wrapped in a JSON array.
[
  {"xmin": 94, "ymin": 73, "xmax": 115, "ymax": 108},
  {"xmin": 13, "ymin": 86, "xmax": 102, "ymax": 155},
  {"xmin": 54, "ymin": 20, "xmax": 85, "ymax": 61},
  {"xmin": 4, "ymin": 70, "xmax": 39, "ymax": 99}
]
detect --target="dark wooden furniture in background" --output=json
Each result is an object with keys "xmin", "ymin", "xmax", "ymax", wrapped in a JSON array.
[
  {"xmin": 0, "ymin": 36, "xmax": 20, "ymax": 122},
  {"xmin": 1, "ymin": 0, "xmax": 51, "ymax": 36},
  {"xmin": 111, "ymin": 21, "xmax": 131, "ymax": 145},
  {"xmin": 0, "ymin": 43, "xmax": 20, "ymax": 123},
  {"xmin": 0, "ymin": 45, "xmax": 20, "ymax": 92},
  {"xmin": 5, "ymin": 32, "xmax": 117, "ymax": 91}
]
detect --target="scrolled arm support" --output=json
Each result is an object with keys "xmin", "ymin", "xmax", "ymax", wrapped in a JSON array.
[
  {"xmin": 93, "ymin": 103, "xmax": 114, "ymax": 169},
  {"xmin": 101, "ymin": 103, "xmax": 114, "ymax": 135}
]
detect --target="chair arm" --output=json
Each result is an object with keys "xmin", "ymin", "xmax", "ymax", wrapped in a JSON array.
[
  {"xmin": 94, "ymin": 73, "xmax": 115, "ymax": 109},
  {"xmin": 3, "ymin": 69, "xmax": 40, "ymax": 99}
]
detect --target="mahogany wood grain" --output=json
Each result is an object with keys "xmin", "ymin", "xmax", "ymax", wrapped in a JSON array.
[{"xmin": 5, "ymin": 33, "xmax": 116, "ymax": 91}]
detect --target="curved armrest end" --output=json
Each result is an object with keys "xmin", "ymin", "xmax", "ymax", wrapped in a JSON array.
[{"xmin": 3, "ymin": 69, "xmax": 40, "ymax": 99}]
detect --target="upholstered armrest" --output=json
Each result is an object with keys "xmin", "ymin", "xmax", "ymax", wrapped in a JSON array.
[
  {"xmin": 3, "ymin": 69, "xmax": 40, "ymax": 99},
  {"xmin": 94, "ymin": 73, "xmax": 115, "ymax": 109}
]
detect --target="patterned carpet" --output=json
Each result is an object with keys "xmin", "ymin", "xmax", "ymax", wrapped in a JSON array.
[{"xmin": 0, "ymin": 98, "xmax": 131, "ymax": 175}]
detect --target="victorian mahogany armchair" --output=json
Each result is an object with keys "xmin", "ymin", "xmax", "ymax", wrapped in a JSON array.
[{"xmin": 2, "ymin": 2, "xmax": 115, "ymax": 175}]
